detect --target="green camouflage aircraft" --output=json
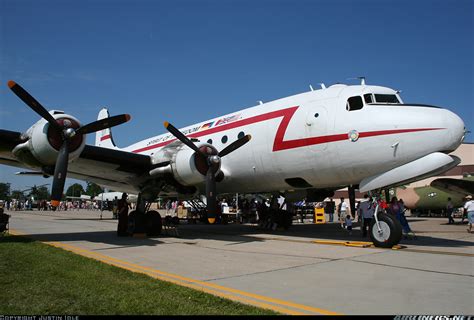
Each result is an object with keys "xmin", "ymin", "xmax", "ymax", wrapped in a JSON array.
[{"xmin": 396, "ymin": 175, "xmax": 473, "ymax": 216}]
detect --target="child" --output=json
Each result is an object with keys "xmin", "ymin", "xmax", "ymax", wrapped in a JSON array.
[{"xmin": 345, "ymin": 214, "xmax": 353, "ymax": 235}]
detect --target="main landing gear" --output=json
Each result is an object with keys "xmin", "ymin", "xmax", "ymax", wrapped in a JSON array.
[{"xmin": 127, "ymin": 194, "xmax": 163, "ymax": 237}]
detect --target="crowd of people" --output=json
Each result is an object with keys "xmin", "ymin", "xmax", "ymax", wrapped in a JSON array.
[
  {"xmin": 0, "ymin": 198, "xmax": 119, "ymax": 212},
  {"xmin": 321, "ymin": 195, "xmax": 414, "ymax": 238},
  {"xmin": 2, "ymin": 191, "xmax": 472, "ymax": 237}
]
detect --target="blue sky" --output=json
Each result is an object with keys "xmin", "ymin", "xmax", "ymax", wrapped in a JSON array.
[{"xmin": 0, "ymin": 0, "xmax": 472, "ymax": 191}]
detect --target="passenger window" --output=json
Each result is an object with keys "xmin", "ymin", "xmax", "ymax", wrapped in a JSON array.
[
  {"xmin": 346, "ymin": 96, "xmax": 363, "ymax": 111},
  {"xmin": 364, "ymin": 94, "xmax": 373, "ymax": 104}
]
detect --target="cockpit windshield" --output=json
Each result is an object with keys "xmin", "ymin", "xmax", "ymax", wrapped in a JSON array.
[{"xmin": 373, "ymin": 94, "xmax": 400, "ymax": 104}]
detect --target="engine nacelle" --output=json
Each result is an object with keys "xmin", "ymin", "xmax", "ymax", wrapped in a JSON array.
[
  {"xmin": 12, "ymin": 112, "xmax": 85, "ymax": 167},
  {"xmin": 172, "ymin": 147, "xmax": 204, "ymax": 186},
  {"xmin": 149, "ymin": 143, "xmax": 219, "ymax": 187}
]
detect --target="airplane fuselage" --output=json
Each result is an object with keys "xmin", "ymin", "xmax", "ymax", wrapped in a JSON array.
[{"xmin": 117, "ymin": 84, "xmax": 464, "ymax": 196}]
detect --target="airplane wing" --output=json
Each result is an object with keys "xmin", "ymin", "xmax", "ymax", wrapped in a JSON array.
[
  {"xmin": 0, "ymin": 129, "xmax": 152, "ymax": 193},
  {"xmin": 430, "ymin": 177, "xmax": 474, "ymax": 196}
]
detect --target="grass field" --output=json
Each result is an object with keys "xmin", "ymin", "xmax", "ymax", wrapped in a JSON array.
[{"xmin": 0, "ymin": 235, "xmax": 278, "ymax": 315}]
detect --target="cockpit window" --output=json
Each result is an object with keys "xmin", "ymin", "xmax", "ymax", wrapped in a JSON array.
[
  {"xmin": 346, "ymin": 96, "xmax": 363, "ymax": 111},
  {"xmin": 364, "ymin": 94, "xmax": 373, "ymax": 104},
  {"xmin": 374, "ymin": 94, "xmax": 400, "ymax": 104}
]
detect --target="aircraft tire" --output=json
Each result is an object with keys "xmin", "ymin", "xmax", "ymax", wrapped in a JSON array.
[
  {"xmin": 280, "ymin": 210, "xmax": 292, "ymax": 230},
  {"xmin": 127, "ymin": 210, "xmax": 136, "ymax": 234},
  {"xmin": 369, "ymin": 213, "xmax": 402, "ymax": 248},
  {"xmin": 146, "ymin": 210, "xmax": 162, "ymax": 236}
]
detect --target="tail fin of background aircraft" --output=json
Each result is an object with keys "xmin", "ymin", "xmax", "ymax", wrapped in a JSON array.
[{"xmin": 95, "ymin": 108, "xmax": 118, "ymax": 149}]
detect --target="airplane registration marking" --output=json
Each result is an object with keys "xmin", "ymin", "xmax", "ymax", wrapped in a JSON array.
[
  {"xmin": 9, "ymin": 229, "xmax": 340, "ymax": 315},
  {"xmin": 132, "ymin": 106, "xmax": 444, "ymax": 154}
]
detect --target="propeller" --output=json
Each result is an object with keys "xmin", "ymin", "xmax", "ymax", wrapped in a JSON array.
[
  {"xmin": 8, "ymin": 80, "xmax": 131, "ymax": 207},
  {"xmin": 164, "ymin": 121, "xmax": 251, "ymax": 224}
]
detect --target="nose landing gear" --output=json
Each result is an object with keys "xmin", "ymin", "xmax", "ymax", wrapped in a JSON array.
[
  {"xmin": 370, "ymin": 212, "xmax": 402, "ymax": 248},
  {"xmin": 368, "ymin": 192, "xmax": 402, "ymax": 248}
]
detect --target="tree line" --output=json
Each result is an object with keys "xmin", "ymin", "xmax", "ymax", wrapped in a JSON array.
[{"xmin": 0, "ymin": 181, "xmax": 104, "ymax": 202}]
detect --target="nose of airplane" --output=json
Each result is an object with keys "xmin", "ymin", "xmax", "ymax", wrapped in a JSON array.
[{"xmin": 442, "ymin": 108, "xmax": 465, "ymax": 152}]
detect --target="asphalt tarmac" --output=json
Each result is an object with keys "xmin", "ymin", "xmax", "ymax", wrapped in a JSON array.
[{"xmin": 4, "ymin": 209, "xmax": 473, "ymax": 315}]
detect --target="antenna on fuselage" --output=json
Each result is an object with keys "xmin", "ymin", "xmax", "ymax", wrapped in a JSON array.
[
  {"xmin": 309, "ymin": 85, "xmax": 314, "ymax": 91},
  {"xmin": 347, "ymin": 76, "xmax": 366, "ymax": 85},
  {"xmin": 319, "ymin": 83, "xmax": 326, "ymax": 89},
  {"xmin": 257, "ymin": 101, "xmax": 263, "ymax": 105}
]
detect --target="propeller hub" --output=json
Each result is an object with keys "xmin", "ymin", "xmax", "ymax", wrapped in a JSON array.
[
  {"xmin": 64, "ymin": 127, "xmax": 76, "ymax": 139},
  {"xmin": 209, "ymin": 155, "xmax": 220, "ymax": 165},
  {"xmin": 47, "ymin": 117, "xmax": 83, "ymax": 151},
  {"xmin": 194, "ymin": 145, "xmax": 219, "ymax": 175}
]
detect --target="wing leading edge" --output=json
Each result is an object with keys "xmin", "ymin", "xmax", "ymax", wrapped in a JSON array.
[{"xmin": 0, "ymin": 129, "xmax": 152, "ymax": 191}]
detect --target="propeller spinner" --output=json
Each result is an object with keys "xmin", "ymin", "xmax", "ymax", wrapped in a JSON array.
[
  {"xmin": 164, "ymin": 121, "xmax": 251, "ymax": 223},
  {"xmin": 8, "ymin": 80, "xmax": 131, "ymax": 207}
]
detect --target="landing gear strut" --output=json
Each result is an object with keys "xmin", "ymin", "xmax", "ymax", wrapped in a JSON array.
[{"xmin": 348, "ymin": 185, "xmax": 356, "ymax": 220}]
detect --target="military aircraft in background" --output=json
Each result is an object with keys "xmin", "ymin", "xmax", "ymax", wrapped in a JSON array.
[
  {"xmin": 397, "ymin": 174, "xmax": 473, "ymax": 216},
  {"xmin": 0, "ymin": 79, "xmax": 466, "ymax": 247},
  {"xmin": 430, "ymin": 175, "xmax": 474, "ymax": 196}
]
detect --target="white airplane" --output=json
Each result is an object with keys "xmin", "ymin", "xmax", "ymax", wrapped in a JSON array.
[
  {"xmin": 95, "ymin": 192, "xmax": 138, "ymax": 203},
  {"xmin": 0, "ymin": 79, "xmax": 465, "ymax": 247}
]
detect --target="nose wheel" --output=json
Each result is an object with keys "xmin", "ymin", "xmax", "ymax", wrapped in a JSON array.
[{"xmin": 369, "ymin": 212, "xmax": 402, "ymax": 248}]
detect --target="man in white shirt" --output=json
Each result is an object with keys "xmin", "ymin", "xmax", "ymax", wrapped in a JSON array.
[
  {"xmin": 464, "ymin": 195, "xmax": 474, "ymax": 233},
  {"xmin": 221, "ymin": 199, "xmax": 229, "ymax": 214},
  {"xmin": 338, "ymin": 198, "xmax": 348, "ymax": 227}
]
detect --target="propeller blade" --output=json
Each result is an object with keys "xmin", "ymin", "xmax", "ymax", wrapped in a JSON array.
[
  {"xmin": 205, "ymin": 168, "xmax": 217, "ymax": 224},
  {"xmin": 7, "ymin": 80, "xmax": 61, "ymax": 131},
  {"xmin": 50, "ymin": 141, "xmax": 69, "ymax": 207},
  {"xmin": 218, "ymin": 134, "xmax": 252, "ymax": 158},
  {"xmin": 76, "ymin": 114, "xmax": 131, "ymax": 135},
  {"xmin": 164, "ymin": 121, "xmax": 203, "ymax": 155}
]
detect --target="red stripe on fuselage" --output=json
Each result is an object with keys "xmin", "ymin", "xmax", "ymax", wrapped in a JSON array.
[
  {"xmin": 100, "ymin": 134, "xmax": 111, "ymax": 141},
  {"xmin": 131, "ymin": 106, "xmax": 444, "ymax": 153}
]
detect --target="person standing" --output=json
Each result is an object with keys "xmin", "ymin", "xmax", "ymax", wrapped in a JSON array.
[
  {"xmin": 250, "ymin": 199, "xmax": 258, "ymax": 223},
  {"xmin": 389, "ymin": 197, "xmax": 412, "ymax": 235},
  {"xmin": 463, "ymin": 195, "xmax": 474, "ymax": 233},
  {"xmin": 221, "ymin": 198, "xmax": 229, "ymax": 214},
  {"xmin": 112, "ymin": 196, "xmax": 119, "ymax": 219},
  {"xmin": 326, "ymin": 198, "xmax": 335, "ymax": 222},
  {"xmin": 345, "ymin": 214, "xmax": 353, "ymax": 235},
  {"xmin": 338, "ymin": 198, "xmax": 348, "ymax": 228},
  {"xmin": 446, "ymin": 197, "xmax": 455, "ymax": 224},
  {"xmin": 117, "ymin": 193, "xmax": 131, "ymax": 237},
  {"xmin": 359, "ymin": 194, "xmax": 374, "ymax": 237}
]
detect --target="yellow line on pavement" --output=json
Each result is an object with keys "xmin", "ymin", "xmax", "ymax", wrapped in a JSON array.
[
  {"xmin": 312, "ymin": 239, "xmax": 404, "ymax": 250},
  {"xmin": 9, "ymin": 229, "xmax": 341, "ymax": 315}
]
